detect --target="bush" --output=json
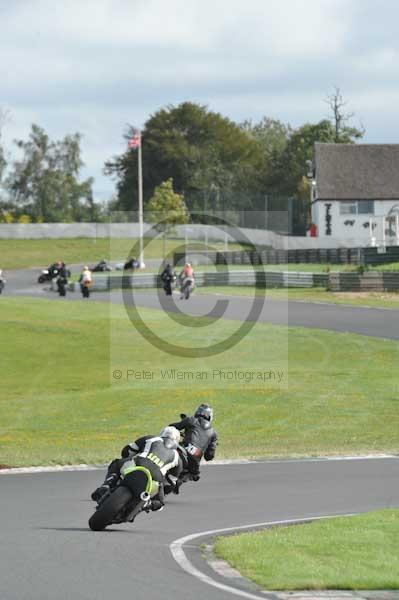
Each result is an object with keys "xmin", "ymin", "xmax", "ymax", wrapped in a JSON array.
[
  {"xmin": 17, "ymin": 214, "xmax": 32, "ymax": 224},
  {"xmin": 357, "ymin": 264, "xmax": 369, "ymax": 275},
  {"xmin": 0, "ymin": 211, "xmax": 14, "ymax": 223}
]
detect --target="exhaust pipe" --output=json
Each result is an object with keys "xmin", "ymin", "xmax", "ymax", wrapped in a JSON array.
[{"xmin": 140, "ymin": 491, "xmax": 150, "ymax": 502}]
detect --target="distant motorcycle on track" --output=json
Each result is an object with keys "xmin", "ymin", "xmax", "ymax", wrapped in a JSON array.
[
  {"xmin": 91, "ymin": 260, "xmax": 112, "ymax": 272},
  {"xmin": 38, "ymin": 263, "xmax": 71, "ymax": 284},
  {"xmin": 0, "ymin": 270, "xmax": 5, "ymax": 294},
  {"xmin": 180, "ymin": 276, "xmax": 195, "ymax": 300},
  {"xmin": 161, "ymin": 265, "xmax": 177, "ymax": 296}
]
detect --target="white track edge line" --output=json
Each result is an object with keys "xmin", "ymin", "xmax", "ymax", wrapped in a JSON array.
[{"xmin": 169, "ymin": 513, "xmax": 356, "ymax": 600}]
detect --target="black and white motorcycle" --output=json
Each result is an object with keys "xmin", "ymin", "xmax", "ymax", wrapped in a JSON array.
[
  {"xmin": 38, "ymin": 263, "xmax": 71, "ymax": 284},
  {"xmin": 180, "ymin": 276, "xmax": 195, "ymax": 300},
  {"xmin": 89, "ymin": 466, "xmax": 162, "ymax": 531}
]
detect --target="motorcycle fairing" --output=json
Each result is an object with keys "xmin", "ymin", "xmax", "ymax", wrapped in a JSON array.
[{"xmin": 121, "ymin": 464, "xmax": 159, "ymax": 497}]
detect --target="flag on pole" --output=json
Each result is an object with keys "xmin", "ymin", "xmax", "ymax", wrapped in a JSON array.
[{"xmin": 128, "ymin": 132, "xmax": 141, "ymax": 149}]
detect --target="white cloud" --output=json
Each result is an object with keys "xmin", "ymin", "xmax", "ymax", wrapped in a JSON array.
[
  {"xmin": 1, "ymin": 0, "xmax": 399, "ymax": 199},
  {"xmin": 2, "ymin": 0, "xmax": 349, "ymax": 52}
]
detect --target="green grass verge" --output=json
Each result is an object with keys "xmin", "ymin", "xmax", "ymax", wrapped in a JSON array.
[
  {"xmin": 0, "ymin": 237, "xmax": 249, "ymax": 270},
  {"xmin": 1, "ymin": 297, "xmax": 398, "ymax": 466},
  {"xmin": 196, "ymin": 286, "xmax": 399, "ymax": 309},
  {"xmin": 4, "ymin": 236, "xmax": 399, "ymax": 274},
  {"xmin": 214, "ymin": 509, "xmax": 399, "ymax": 590}
]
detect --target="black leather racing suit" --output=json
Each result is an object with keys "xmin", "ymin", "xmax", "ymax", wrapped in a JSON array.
[
  {"xmin": 100, "ymin": 435, "xmax": 184, "ymax": 506},
  {"xmin": 161, "ymin": 266, "xmax": 175, "ymax": 296},
  {"xmin": 169, "ymin": 415, "xmax": 218, "ymax": 477}
]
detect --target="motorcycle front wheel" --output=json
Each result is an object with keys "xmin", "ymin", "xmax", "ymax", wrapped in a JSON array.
[{"xmin": 89, "ymin": 486, "xmax": 135, "ymax": 531}]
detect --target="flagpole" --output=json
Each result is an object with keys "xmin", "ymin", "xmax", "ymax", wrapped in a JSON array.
[{"xmin": 138, "ymin": 131, "xmax": 144, "ymax": 268}]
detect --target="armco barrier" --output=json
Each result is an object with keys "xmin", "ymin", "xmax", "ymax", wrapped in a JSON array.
[
  {"xmin": 65, "ymin": 270, "xmax": 329, "ymax": 292},
  {"xmin": 66, "ymin": 270, "xmax": 399, "ymax": 293}
]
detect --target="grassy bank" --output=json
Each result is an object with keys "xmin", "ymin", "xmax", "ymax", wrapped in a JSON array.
[
  {"xmin": 1, "ymin": 297, "xmax": 398, "ymax": 466},
  {"xmin": 214, "ymin": 509, "xmax": 399, "ymax": 590},
  {"xmin": 4, "ymin": 237, "xmax": 399, "ymax": 274},
  {"xmin": 0, "ymin": 237, "xmax": 248, "ymax": 270}
]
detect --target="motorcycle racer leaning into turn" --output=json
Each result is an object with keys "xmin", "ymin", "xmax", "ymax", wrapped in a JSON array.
[
  {"xmin": 91, "ymin": 426, "xmax": 186, "ymax": 512},
  {"xmin": 166, "ymin": 403, "xmax": 218, "ymax": 494}
]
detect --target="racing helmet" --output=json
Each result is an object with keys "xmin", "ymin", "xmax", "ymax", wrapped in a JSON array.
[
  {"xmin": 160, "ymin": 426, "xmax": 180, "ymax": 448},
  {"xmin": 195, "ymin": 403, "xmax": 213, "ymax": 422}
]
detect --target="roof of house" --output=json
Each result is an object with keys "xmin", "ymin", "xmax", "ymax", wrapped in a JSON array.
[{"xmin": 314, "ymin": 143, "xmax": 399, "ymax": 200}]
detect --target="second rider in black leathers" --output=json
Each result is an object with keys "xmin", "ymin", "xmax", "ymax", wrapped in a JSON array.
[
  {"xmin": 160, "ymin": 263, "xmax": 176, "ymax": 296},
  {"xmin": 167, "ymin": 403, "xmax": 218, "ymax": 493}
]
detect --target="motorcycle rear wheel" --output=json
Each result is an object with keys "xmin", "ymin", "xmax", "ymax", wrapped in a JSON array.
[{"xmin": 89, "ymin": 486, "xmax": 134, "ymax": 531}]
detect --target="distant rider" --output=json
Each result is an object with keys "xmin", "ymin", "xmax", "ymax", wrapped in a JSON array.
[
  {"xmin": 160, "ymin": 263, "xmax": 176, "ymax": 296},
  {"xmin": 79, "ymin": 265, "xmax": 92, "ymax": 298},
  {"xmin": 168, "ymin": 403, "xmax": 218, "ymax": 493},
  {"xmin": 124, "ymin": 257, "xmax": 140, "ymax": 270},
  {"xmin": 56, "ymin": 261, "xmax": 69, "ymax": 297},
  {"xmin": 91, "ymin": 426, "xmax": 186, "ymax": 511},
  {"xmin": 0, "ymin": 269, "xmax": 5, "ymax": 294},
  {"xmin": 179, "ymin": 262, "xmax": 195, "ymax": 299},
  {"xmin": 93, "ymin": 259, "xmax": 109, "ymax": 272}
]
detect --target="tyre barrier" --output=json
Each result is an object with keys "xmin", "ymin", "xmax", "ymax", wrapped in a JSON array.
[
  {"xmin": 176, "ymin": 246, "xmax": 399, "ymax": 267},
  {"xmin": 328, "ymin": 271, "xmax": 399, "ymax": 292}
]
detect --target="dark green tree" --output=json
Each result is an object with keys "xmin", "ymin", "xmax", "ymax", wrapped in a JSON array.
[
  {"xmin": 105, "ymin": 102, "xmax": 263, "ymax": 214},
  {"xmin": 241, "ymin": 117, "xmax": 291, "ymax": 165},
  {"xmin": 272, "ymin": 120, "xmax": 335, "ymax": 195},
  {"xmin": 6, "ymin": 124, "xmax": 95, "ymax": 222}
]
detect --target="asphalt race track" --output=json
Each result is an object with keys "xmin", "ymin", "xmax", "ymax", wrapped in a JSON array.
[
  {"xmin": 1, "ymin": 458, "xmax": 398, "ymax": 600},
  {"xmin": 5, "ymin": 266, "xmax": 399, "ymax": 340}
]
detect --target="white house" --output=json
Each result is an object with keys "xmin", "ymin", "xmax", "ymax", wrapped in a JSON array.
[{"xmin": 311, "ymin": 143, "xmax": 399, "ymax": 245}]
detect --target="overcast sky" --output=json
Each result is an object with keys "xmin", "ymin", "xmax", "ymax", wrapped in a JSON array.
[{"xmin": 1, "ymin": 0, "xmax": 399, "ymax": 202}]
